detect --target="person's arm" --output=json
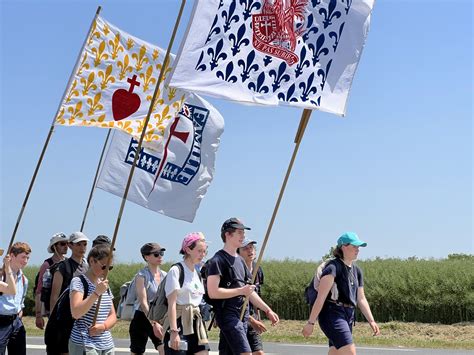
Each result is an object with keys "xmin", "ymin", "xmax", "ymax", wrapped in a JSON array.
[
  {"xmin": 248, "ymin": 315, "xmax": 267, "ymax": 334},
  {"xmin": 34, "ymin": 261, "xmax": 48, "ymax": 329},
  {"xmin": 167, "ymin": 290, "xmax": 181, "ymax": 351},
  {"xmin": 89, "ymin": 302, "xmax": 117, "ymax": 336},
  {"xmin": 135, "ymin": 275, "xmax": 149, "ymax": 314},
  {"xmin": 248, "ymin": 292, "xmax": 279, "ymax": 325},
  {"xmin": 302, "ymin": 274, "xmax": 334, "ymax": 337},
  {"xmin": 357, "ymin": 286, "xmax": 380, "ymax": 335},
  {"xmin": 49, "ymin": 271, "xmax": 63, "ymax": 311},
  {"xmin": 0, "ymin": 256, "xmax": 16, "ymax": 295},
  {"xmin": 70, "ymin": 278, "xmax": 109, "ymax": 319},
  {"xmin": 207, "ymin": 274, "xmax": 255, "ymax": 299}
]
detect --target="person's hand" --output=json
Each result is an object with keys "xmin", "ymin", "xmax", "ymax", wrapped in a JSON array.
[
  {"xmin": 369, "ymin": 320, "xmax": 380, "ymax": 336},
  {"xmin": 152, "ymin": 322, "xmax": 164, "ymax": 339},
  {"xmin": 95, "ymin": 279, "xmax": 109, "ymax": 296},
  {"xmin": 265, "ymin": 309, "xmax": 279, "ymax": 326},
  {"xmin": 249, "ymin": 316, "xmax": 267, "ymax": 334},
  {"xmin": 170, "ymin": 330, "xmax": 181, "ymax": 351},
  {"xmin": 302, "ymin": 322, "xmax": 314, "ymax": 337},
  {"xmin": 88, "ymin": 323, "xmax": 105, "ymax": 336},
  {"xmin": 240, "ymin": 284, "xmax": 256, "ymax": 297},
  {"xmin": 35, "ymin": 316, "xmax": 45, "ymax": 330},
  {"xmin": 3, "ymin": 255, "xmax": 11, "ymax": 271}
]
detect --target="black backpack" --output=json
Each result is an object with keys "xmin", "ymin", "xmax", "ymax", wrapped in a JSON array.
[
  {"xmin": 44, "ymin": 274, "xmax": 88, "ymax": 352},
  {"xmin": 201, "ymin": 250, "xmax": 249, "ymax": 309}
]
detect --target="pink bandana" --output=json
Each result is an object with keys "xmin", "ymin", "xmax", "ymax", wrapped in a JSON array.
[{"xmin": 181, "ymin": 232, "xmax": 205, "ymax": 251}]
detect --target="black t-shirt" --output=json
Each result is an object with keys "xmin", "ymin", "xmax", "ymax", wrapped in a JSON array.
[
  {"xmin": 249, "ymin": 263, "xmax": 264, "ymax": 317},
  {"xmin": 321, "ymin": 258, "xmax": 364, "ymax": 306},
  {"xmin": 206, "ymin": 249, "xmax": 251, "ymax": 318},
  {"xmin": 56, "ymin": 258, "xmax": 88, "ymax": 294}
]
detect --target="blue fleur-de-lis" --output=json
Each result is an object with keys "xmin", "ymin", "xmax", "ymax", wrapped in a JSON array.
[
  {"xmin": 206, "ymin": 15, "xmax": 222, "ymax": 44},
  {"xmin": 248, "ymin": 72, "xmax": 269, "ymax": 93},
  {"xmin": 311, "ymin": 0, "xmax": 322, "ymax": 7},
  {"xmin": 240, "ymin": 0, "xmax": 261, "ymax": 20},
  {"xmin": 329, "ymin": 22, "xmax": 345, "ymax": 52},
  {"xmin": 342, "ymin": 0, "xmax": 353, "ymax": 14},
  {"xmin": 218, "ymin": 0, "xmax": 224, "ymax": 9},
  {"xmin": 238, "ymin": 50, "xmax": 259, "ymax": 82},
  {"xmin": 277, "ymin": 83, "xmax": 299, "ymax": 102},
  {"xmin": 217, "ymin": 61, "xmax": 238, "ymax": 83},
  {"xmin": 308, "ymin": 33, "xmax": 329, "ymax": 66},
  {"xmin": 229, "ymin": 24, "xmax": 250, "ymax": 55},
  {"xmin": 319, "ymin": 0, "xmax": 341, "ymax": 29},
  {"xmin": 299, "ymin": 72, "xmax": 318, "ymax": 101},
  {"xmin": 269, "ymin": 62, "xmax": 290, "ymax": 92},
  {"xmin": 294, "ymin": 47, "xmax": 311, "ymax": 78},
  {"xmin": 263, "ymin": 56, "xmax": 273, "ymax": 66},
  {"xmin": 317, "ymin": 59, "xmax": 332, "ymax": 90},
  {"xmin": 302, "ymin": 14, "xmax": 319, "ymax": 43},
  {"xmin": 310, "ymin": 96, "xmax": 321, "ymax": 107},
  {"xmin": 195, "ymin": 51, "xmax": 207, "ymax": 71},
  {"xmin": 208, "ymin": 39, "xmax": 227, "ymax": 70},
  {"xmin": 222, "ymin": 1, "xmax": 239, "ymax": 32}
]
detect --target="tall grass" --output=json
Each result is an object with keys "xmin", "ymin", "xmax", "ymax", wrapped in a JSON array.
[{"xmin": 22, "ymin": 257, "xmax": 473, "ymax": 324}]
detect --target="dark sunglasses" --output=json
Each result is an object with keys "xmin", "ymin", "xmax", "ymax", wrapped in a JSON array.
[
  {"xmin": 150, "ymin": 251, "xmax": 165, "ymax": 257},
  {"xmin": 98, "ymin": 261, "xmax": 114, "ymax": 271},
  {"xmin": 56, "ymin": 242, "xmax": 68, "ymax": 246}
]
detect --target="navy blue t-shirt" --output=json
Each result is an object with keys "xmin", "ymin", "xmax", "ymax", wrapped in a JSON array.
[
  {"xmin": 206, "ymin": 249, "xmax": 251, "ymax": 318},
  {"xmin": 320, "ymin": 258, "xmax": 364, "ymax": 307}
]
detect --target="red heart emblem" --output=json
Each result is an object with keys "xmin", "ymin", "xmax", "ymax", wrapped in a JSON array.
[{"xmin": 112, "ymin": 89, "xmax": 141, "ymax": 121}]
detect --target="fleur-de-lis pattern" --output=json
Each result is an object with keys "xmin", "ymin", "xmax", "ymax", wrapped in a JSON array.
[
  {"xmin": 170, "ymin": 0, "xmax": 374, "ymax": 115},
  {"xmin": 55, "ymin": 15, "xmax": 188, "ymax": 144}
]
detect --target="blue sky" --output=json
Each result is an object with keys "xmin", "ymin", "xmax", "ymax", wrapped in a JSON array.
[{"xmin": 1, "ymin": 0, "xmax": 472, "ymax": 265}]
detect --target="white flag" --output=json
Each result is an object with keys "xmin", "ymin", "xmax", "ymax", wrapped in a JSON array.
[
  {"xmin": 96, "ymin": 93, "xmax": 224, "ymax": 222},
  {"xmin": 169, "ymin": 0, "xmax": 375, "ymax": 116}
]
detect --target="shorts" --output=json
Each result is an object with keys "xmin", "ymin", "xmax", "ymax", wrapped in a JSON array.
[
  {"xmin": 129, "ymin": 310, "xmax": 163, "ymax": 354},
  {"xmin": 217, "ymin": 315, "xmax": 251, "ymax": 355},
  {"xmin": 247, "ymin": 325, "xmax": 263, "ymax": 352},
  {"xmin": 318, "ymin": 302, "xmax": 355, "ymax": 349},
  {"xmin": 68, "ymin": 340, "xmax": 114, "ymax": 355},
  {"xmin": 163, "ymin": 316, "xmax": 210, "ymax": 355}
]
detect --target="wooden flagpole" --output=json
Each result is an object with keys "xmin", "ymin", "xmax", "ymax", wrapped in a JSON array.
[
  {"xmin": 6, "ymin": 6, "xmax": 102, "ymax": 253},
  {"xmin": 92, "ymin": 0, "xmax": 187, "ymax": 323},
  {"xmin": 79, "ymin": 129, "xmax": 112, "ymax": 232},
  {"xmin": 240, "ymin": 108, "xmax": 312, "ymax": 320}
]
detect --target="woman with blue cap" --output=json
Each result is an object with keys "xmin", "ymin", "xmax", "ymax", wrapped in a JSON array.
[{"xmin": 302, "ymin": 232, "xmax": 380, "ymax": 355}]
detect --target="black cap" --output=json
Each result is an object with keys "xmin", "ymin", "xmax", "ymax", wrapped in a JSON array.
[
  {"xmin": 93, "ymin": 235, "xmax": 115, "ymax": 250},
  {"xmin": 140, "ymin": 243, "xmax": 166, "ymax": 256},
  {"xmin": 221, "ymin": 217, "xmax": 251, "ymax": 232}
]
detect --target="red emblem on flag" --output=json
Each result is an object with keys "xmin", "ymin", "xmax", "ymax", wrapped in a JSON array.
[
  {"xmin": 112, "ymin": 75, "xmax": 142, "ymax": 121},
  {"xmin": 252, "ymin": 0, "xmax": 309, "ymax": 66}
]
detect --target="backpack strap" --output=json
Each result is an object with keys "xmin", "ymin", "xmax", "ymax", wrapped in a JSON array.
[
  {"xmin": 78, "ymin": 274, "xmax": 89, "ymax": 300},
  {"xmin": 171, "ymin": 263, "xmax": 185, "ymax": 288}
]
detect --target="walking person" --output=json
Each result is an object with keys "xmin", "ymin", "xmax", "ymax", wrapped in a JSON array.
[
  {"xmin": 69, "ymin": 244, "xmax": 116, "ymax": 355},
  {"xmin": 302, "ymin": 232, "xmax": 380, "ymax": 355},
  {"xmin": 129, "ymin": 243, "xmax": 167, "ymax": 355},
  {"xmin": 0, "ymin": 255, "xmax": 16, "ymax": 295},
  {"xmin": 238, "ymin": 239, "xmax": 265, "ymax": 355},
  {"xmin": 206, "ymin": 218, "xmax": 279, "ymax": 355},
  {"xmin": 0, "ymin": 242, "xmax": 31, "ymax": 355},
  {"xmin": 34, "ymin": 232, "xmax": 69, "ymax": 329},
  {"xmin": 50, "ymin": 232, "xmax": 89, "ymax": 312},
  {"xmin": 161, "ymin": 232, "xmax": 210, "ymax": 354}
]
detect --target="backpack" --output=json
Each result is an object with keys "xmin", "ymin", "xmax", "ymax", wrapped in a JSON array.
[
  {"xmin": 44, "ymin": 274, "xmax": 88, "ymax": 351},
  {"xmin": 50, "ymin": 258, "xmax": 74, "ymax": 296},
  {"xmin": 148, "ymin": 263, "xmax": 185, "ymax": 324},
  {"xmin": 32, "ymin": 257, "xmax": 54, "ymax": 296},
  {"xmin": 304, "ymin": 258, "xmax": 339, "ymax": 306},
  {"xmin": 117, "ymin": 267, "xmax": 159, "ymax": 320},
  {"xmin": 201, "ymin": 250, "xmax": 249, "ymax": 309}
]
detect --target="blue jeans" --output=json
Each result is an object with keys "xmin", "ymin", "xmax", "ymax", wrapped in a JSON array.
[{"xmin": 0, "ymin": 316, "xmax": 26, "ymax": 355}]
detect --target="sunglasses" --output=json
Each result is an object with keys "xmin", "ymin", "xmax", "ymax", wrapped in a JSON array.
[
  {"xmin": 150, "ymin": 251, "xmax": 165, "ymax": 257},
  {"xmin": 56, "ymin": 242, "xmax": 68, "ymax": 246},
  {"xmin": 98, "ymin": 261, "xmax": 114, "ymax": 271}
]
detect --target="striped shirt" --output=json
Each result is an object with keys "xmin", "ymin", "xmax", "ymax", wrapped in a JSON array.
[{"xmin": 69, "ymin": 275, "xmax": 114, "ymax": 350}]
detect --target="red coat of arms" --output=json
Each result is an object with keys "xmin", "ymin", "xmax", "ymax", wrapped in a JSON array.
[{"xmin": 252, "ymin": 0, "xmax": 309, "ymax": 66}]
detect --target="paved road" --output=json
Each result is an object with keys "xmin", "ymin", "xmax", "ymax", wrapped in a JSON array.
[{"xmin": 25, "ymin": 337, "xmax": 472, "ymax": 354}]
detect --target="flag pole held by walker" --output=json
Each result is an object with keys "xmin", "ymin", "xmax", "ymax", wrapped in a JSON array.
[
  {"xmin": 240, "ymin": 108, "xmax": 312, "ymax": 320},
  {"xmin": 92, "ymin": 0, "xmax": 187, "ymax": 324},
  {"xmin": 6, "ymin": 6, "xmax": 102, "ymax": 253}
]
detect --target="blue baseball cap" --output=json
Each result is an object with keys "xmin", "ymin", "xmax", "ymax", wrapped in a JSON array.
[{"xmin": 337, "ymin": 232, "xmax": 367, "ymax": 247}]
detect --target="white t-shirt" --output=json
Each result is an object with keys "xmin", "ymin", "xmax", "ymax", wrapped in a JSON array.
[{"xmin": 164, "ymin": 261, "xmax": 204, "ymax": 307}]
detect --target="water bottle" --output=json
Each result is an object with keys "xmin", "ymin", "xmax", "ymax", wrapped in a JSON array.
[{"xmin": 42, "ymin": 268, "xmax": 52, "ymax": 289}]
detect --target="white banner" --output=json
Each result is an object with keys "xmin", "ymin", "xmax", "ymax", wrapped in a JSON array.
[
  {"xmin": 96, "ymin": 93, "xmax": 224, "ymax": 222},
  {"xmin": 169, "ymin": 0, "xmax": 375, "ymax": 116}
]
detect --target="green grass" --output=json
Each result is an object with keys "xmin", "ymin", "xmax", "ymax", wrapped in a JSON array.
[{"xmin": 22, "ymin": 317, "xmax": 474, "ymax": 350}]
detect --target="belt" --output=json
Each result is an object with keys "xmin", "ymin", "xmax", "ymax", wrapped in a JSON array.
[
  {"xmin": 327, "ymin": 299, "xmax": 354, "ymax": 308},
  {"xmin": 0, "ymin": 314, "xmax": 18, "ymax": 321}
]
